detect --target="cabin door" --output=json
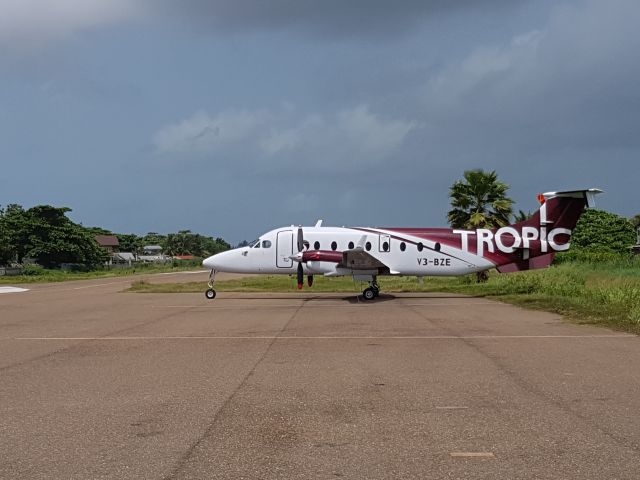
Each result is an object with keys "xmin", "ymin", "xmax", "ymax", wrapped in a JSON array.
[{"xmin": 276, "ymin": 230, "xmax": 293, "ymax": 268}]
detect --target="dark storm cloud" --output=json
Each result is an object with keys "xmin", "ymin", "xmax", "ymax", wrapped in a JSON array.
[
  {"xmin": 148, "ymin": 0, "xmax": 640, "ymax": 239},
  {"xmin": 153, "ymin": 0, "xmax": 640, "ymax": 168},
  {"xmin": 2, "ymin": 0, "xmax": 639, "ymax": 242},
  {"xmin": 151, "ymin": 0, "xmax": 520, "ymax": 36},
  {"xmin": 417, "ymin": 0, "xmax": 640, "ymax": 156}
]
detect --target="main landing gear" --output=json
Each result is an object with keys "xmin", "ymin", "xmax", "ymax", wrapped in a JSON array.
[
  {"xmin": 362, "ymin": 277, "xmax": 380, "ymax": 301},
  {"xmin": 205, "ymin": 269, "xmax": 217, "ymax": 300}
]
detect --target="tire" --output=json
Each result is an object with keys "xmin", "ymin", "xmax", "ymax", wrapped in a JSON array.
[
  {"xmin": 476, "ymin": 271, "xmax": 489, "ymax": 283},
  {"xmin": 373, "ymin": 288, "xmax": 380, "ymax": 297},
  {"xmin": 363, "ymin": 287, "xmax": 376, "ymax": 301},
  {"xmin": 205, "ymin": 288, "xmax": 217, "ymax": 300}
]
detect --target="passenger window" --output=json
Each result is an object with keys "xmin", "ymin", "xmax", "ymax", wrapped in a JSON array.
[
  {"xmin": 435, "ymin": 242, "xmax": 441, "ymax": 252},
  {"xmin": 417, "ymin": 242, "xmax": 424, "ymax": 252},
  {"xmin": 400, "ymin": 242, "xmax": 406, "ymax": 252},
  {"xmin": 382, "ymin": 241, "xmax": 389, "ymax": 252},
  {"xmin": 262, "ymin": 240, "xmax": 272, "ymax": 248},
  {"xmin": 331, "ymin": 241, "xmax": 337, "ymax": 251},
  {"xmin": 348, "ymin": 241, "xmax": 354, "ymax": 249},
  {"xmin": 314, "ymin": 241, "xmax": 320, "ymax": 250},
  {"xmin": 365, "ymin": 241, "xmax": 372, "ymax": 251}
]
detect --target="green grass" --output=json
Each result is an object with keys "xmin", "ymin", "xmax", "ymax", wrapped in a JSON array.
[
  {"xmin": 0, "ymin": 263, "xmax": 204, "ymax": 284},
  {"xmin": 129, "ymin": 256, "xmax": 640, "ymax": 334}
]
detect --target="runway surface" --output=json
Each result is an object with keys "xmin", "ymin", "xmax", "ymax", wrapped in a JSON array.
[{"xmin": 1, "ymin": 271, "xmax": 639, "ymax": 479}]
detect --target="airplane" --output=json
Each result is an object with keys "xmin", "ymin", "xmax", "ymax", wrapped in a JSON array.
[{"xmin": 202, "ymin": 188, "xmax": 602, "ymax": 300}]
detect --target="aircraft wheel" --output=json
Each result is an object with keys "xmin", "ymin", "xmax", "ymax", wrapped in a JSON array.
[
  {"xmin": 363, "ymin": 287, "xmax": 376, "ymax": 301},
  {"xmin": 205, "ymin": 288, "xmax": 217, "ymax": 300},
  {"xmin": 373, "ymin": 287, "xmax": 380, "ymax": 297}
]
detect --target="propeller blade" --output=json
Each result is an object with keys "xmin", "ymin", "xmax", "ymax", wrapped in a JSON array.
[
  {"xmin": 297, "ymin": 226, "xmax": 304, "ymax": 252},
  {"xmin": 297, "ymin": 262, "xmax": 304, "ymax": 289},
  {"xmin": 307, "ymin": 275, "xmax": 314, "ymax": 287}
]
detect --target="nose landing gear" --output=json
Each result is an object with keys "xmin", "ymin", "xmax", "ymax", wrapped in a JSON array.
[{"xmin": 205, "ymin": 269, "xmax": 217, "ymax": 300}]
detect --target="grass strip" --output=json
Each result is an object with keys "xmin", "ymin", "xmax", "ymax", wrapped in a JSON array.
[{"xmin": 0, "ymin": 264, "xmax": 205, "ymax": 284}]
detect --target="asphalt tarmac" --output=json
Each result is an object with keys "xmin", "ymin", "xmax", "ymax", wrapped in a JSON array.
[{"xmin": 1, "ymin": 271, "xmax": 639, "ymax": 479}]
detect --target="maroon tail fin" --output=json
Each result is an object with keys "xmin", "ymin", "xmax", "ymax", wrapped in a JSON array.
[
  {"xmin": 521, "ymin": 189, "xmax": 602, "ymax": 232},
  {"xmin": 496, "ymin": 189, "xmax": 602, "ymax": 272}
]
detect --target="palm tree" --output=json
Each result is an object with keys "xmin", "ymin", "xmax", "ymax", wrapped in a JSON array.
[
  {"xmin": 448, "ymin": 170, "xmax": 514, "ymax": 230},
  {"xmin": 448, "ymin": 170, "xmax": 514, "ymax": 283},
  {"xmin": 514, "ymin": 209, "xmax": 532, "ymax": 223}
]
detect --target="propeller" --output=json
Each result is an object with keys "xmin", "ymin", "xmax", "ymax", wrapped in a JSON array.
[
  {"xmin": 290, "ymin": 226, "xmax": 315, "ymax": 289},
  {"xmin": 295, "ymin": 226, "xmax": 304, "ymax": 289}
]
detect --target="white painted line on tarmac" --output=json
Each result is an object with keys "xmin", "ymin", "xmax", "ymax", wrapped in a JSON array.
[
  {"xmin": 158, "ymin": 270, "xmax": 208, "ymax": 275},
  {"xmin": 450, "ymin": 452, "xmax": 495, "ymax": 458},
  {"xmin": 22, "ymin": 280, "xmax": 133, "ymax": 293},
  {"xmin": 0, "ymin": 286, "xmax": 29, "ymax": 294},
  {"xmin": 12, "ymin": 334, "xmax": 635, "ymax": 341}
]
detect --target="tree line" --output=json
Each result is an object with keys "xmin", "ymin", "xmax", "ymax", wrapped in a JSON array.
[
  {"xmin": 1, "ymin": 173, "xmax": 637, "ymax": 269},
  {"xmin": 0, "ymin": 204, "xmax": 230, "ymax": 268},
  {"xmin": 85, "ymin": 227, "xmax": 231, "ymax": 258}
]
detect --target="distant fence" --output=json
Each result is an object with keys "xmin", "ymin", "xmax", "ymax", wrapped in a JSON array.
[
  {"xmin": 0, "ymin": 267, "xmax": 23, "ymax": 276},
  {"xmin": 104, "ymin": 263, "xmax": 141, "ymax": 270}
]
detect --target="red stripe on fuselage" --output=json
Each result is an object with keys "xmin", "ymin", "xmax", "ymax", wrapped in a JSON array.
[{"xmin": 365, "ymin": 227, "xmax": 517, "ymax": 265}]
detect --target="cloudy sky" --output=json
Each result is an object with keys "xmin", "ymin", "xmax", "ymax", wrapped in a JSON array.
[{"xmin": 1, "ymin": 0, "xmax": 638, "ymax": 243}]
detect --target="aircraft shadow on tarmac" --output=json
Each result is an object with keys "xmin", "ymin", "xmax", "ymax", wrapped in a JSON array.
[
  {"xmin": 341, "ymin": 294, "xmax": 481, "ymax": 304},
  {"xmin": 216, "ymin": 293, "xmax": 478, "ymax": 303}
]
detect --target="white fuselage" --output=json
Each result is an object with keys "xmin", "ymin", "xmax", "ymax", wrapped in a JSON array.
[{"xmin": 203, "ymin": 225, "xmax": 493, "ymax": 278}]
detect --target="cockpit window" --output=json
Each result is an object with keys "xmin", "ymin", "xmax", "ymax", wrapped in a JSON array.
[
  {"xmin": 262, "ymin": 240, "xmax": 272, "ymax": 248},
  {"xmin": 253, "ymin": 241, "xmax": 261, "ymax": 248},
  {"xmin": 247, "ymin": 239, "xmax": 259, "ymax": 248}
]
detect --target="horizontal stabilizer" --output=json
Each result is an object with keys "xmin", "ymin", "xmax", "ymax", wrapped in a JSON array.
[{"xmin": 542, "ymin": 189, "xmax": 603, "ymax": 208}]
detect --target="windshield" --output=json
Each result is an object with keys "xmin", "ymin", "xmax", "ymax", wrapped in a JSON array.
[{"xmin": 247, "ymin": 239, "xmax": 259, "ymax": 248}]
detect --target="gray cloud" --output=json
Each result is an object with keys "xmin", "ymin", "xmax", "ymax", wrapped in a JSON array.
[
  {"xmin": 139, "ymin": 0, "xmax": 640, "ymax": 241},
  {"xmin": 416, "ymin": 0, "xmax": 640, "ymax": 157},
  {"xmin": 2, "ymin": 0, "xmax": 639, "ymax": 243},
  {"xmin": 0, "ymin": 0, "xmax": 139, "ymax": 48},
  {"xmin": 149, "ymin": 0, "xmax": 517, "ymax": 37},
  {"xmin": 152, "ymin": 105, "xmax": 416, "ymax": 174},
  {"xmin": 152, "ymin": 0, "xmax": 640, "ymax": 174},
  {"xmin": 0, "ymin": 0, "xmax": 522, "ymax": 48}
]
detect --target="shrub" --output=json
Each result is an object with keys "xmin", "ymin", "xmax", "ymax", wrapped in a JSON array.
[
  {"xmin": 571, "ymin": 209, "xmax": 636, "ymax": 254},
  {"xmin": 22, "ymin": 264, "xmax": 45, "ymax": 276}
]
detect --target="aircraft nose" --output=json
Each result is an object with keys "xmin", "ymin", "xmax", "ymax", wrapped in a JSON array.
[
  {"xmin": 203, "ymin": 253, "xmax": 221, "ymax": 270},
  {"xmin": 202, "ymin": 250, "xmax": 234, "ymax": 271}
]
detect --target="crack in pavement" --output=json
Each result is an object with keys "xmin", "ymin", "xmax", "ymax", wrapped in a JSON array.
[
  {"xmin": 406, "ymin": 303, "xmax": 640, "ymax": 455},
  {"xmin": 0, "ymin": 307, "xmax": 196, "ymax": 373},
  {"xmin": 161, "ymin": 299, "xmax": 308, "ymax": 480}
]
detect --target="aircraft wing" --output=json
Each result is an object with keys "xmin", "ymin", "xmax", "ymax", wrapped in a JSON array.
[
  {"xmin": 302, "ymin": 248, "xmax": 389, "ymax": 270},
  {"xmin": 301, "ymin": 235, "xmax": 392, "ymax": 272},
  {"xmin": 340, "ymin": 249, "xmax": 388, "ymax": 270}
]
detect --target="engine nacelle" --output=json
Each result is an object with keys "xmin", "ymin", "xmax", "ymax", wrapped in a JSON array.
[{"xmin": 306, "ymin": 261, "xmax": 336, "ymax": 274}]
